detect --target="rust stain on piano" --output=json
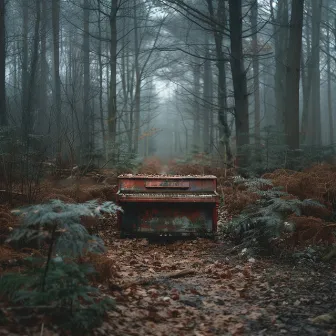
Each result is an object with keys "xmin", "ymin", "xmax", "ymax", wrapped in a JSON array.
[{"xmin": 116, "ymin": 174, "xmax": 219, "ymax": 238}]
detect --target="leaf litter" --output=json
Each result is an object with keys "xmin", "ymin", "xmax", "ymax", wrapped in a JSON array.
[
  {"xmin": 0, "ymin": 235, "xmax": 335, "ymax": 335},
  {"xmin": 91, "ymin": 238, "xmax": 336, "ymax": 336}
]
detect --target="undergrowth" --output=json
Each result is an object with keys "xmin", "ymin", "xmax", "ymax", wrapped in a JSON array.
[
  {"xmin": 238, "ymin": 126, "xmax": 336, "ymax": 176},
  {"xmin": 222, "ymin": 176, "xmax": 330, "ymax": 252},
  {"xmin": 0, "ymin": 199, "xmax": 122, "ymax": 334}
]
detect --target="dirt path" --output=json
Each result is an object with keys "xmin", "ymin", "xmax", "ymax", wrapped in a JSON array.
[{"xmin": 94, "ymin": 239, "xmax": 336, "ymax": 336}]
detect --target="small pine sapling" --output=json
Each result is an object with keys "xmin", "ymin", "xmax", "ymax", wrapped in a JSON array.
[{"xmin": 0, "ymin": 199, "xmax": 122, "ymax": 333}]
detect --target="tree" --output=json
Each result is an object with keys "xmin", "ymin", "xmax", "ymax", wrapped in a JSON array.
[
  {"xmin": 206, "ymin": 0, "xmax": 232, "ymax": 164},
  {"xmin": 0, "ymin": 0, "xmax": 7, "ymax": 126},
  {"xmin": 203, "ymin": 40, "xmax": 212, "ymax": 153},
  {"xmin": 22, "ymin": 0, "xmax": 41, "ymax": 142},
  {"xmin": 250, "ymin": 0, "xmax": 260, "ymax": 143},
  {"xmin": 52, "ymin": 0, "xmax": 62, "ymax": 156},
  {"xmin": 38, "ymin": 0, "xmax": 48, "ymax": 134},
  {"xmin": 326, "ymin": 0, "xmax": 334, "ymax": 145},
  {"xmin": 310, "ymin": 0, "xmax": 322, "ymax": 146},
  {"xmin": 228, "ymin": 0, "xmax": 249, "ymax": 165},
  {"xmin": 108, "ymin": 0, "xmax": 118, "ymax": 159},
  {"xmin": 83, "ymin": 0, "xmax": 91, "ymax": 160},
  {"xmin": 284, "ymin": 0, "xmax": 304, "ymax": 150},
  {"xmin": 271, "ymin": 0, "xmax": 288, "ymax": 131}
]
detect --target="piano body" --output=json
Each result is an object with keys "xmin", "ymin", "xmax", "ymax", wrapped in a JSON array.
[{"xmin": 116, "ymin": 174, "xmax": 219, "ymax": 238}]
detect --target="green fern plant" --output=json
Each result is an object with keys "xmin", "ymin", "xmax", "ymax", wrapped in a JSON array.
[
  {"xmin": 225, "ymin": 177, "xmax": 324, "ymax": 250},
  {"xmin": 0, "ymin": 199, "xmax": 122, "ymax": 334}
]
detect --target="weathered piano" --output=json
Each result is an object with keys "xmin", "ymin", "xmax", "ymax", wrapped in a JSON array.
[{"xmin": 116, "ymin": 174, "xmax": 219, "ymax": 238}]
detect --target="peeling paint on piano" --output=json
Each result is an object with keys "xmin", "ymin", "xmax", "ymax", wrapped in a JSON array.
[{"xmin": 117, "ymin": 174, "xmax": 219, "ymax": 237}]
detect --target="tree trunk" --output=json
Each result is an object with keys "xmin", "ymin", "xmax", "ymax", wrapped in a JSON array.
[
  {"xmin": 284, "ymin": 0, "xmax": 304, "ymax": 150},
  {"xmin": 52, "ymin": 0, "xmax": 62, "ymax": 157},
  {"xmin": 301, "ymin": 0, "xmax": 312, "ymax": 143},
  {"xmin": 21, "ymin": 2, "xmax": 29, "ymax": 133},
  {"xmin": 97, "ymin": 0, "xmax": 106, "ymax": 156},
  {"xmin": 272, "ymin": 0, "xmax": 288, "ymax": 131},
  {"xmin": 22, "ymin": 0, "xmax": 41, "ymax": 142},
  {"xmin": 206, "ymin": 0, "xmax": 232, "ymax": 165},
  {"xmin": 192, "ymin": 62, "xmax": 201, "ymax": 151},
  {"xmin": 203, "ymin": 41, "xmax": 211, "ymax": 154},
  {"xmin": 310, "ymin": 0, "xmax": 322, "ymax": 146},
  {"xmin": 83, "ymin": 0, "xmax": 91, "ymax": 161},
  {"xmin": 0, "ymin": 0, "xmax": 7, "ymax": 126},
  {"xmin": 326, "ymin": 7, "xmax": 334, "ymax": 145},
  {"xmin": 38, "ymin": 0, "xmax": 48, "ymax": 134},
  {"xmin": 133, "ymin": 0, "xmax": 141, "ymax": 154},
  {"xmin": 229, "ymin": 0, "xmax": 249, "ymax": 166},
  {"xmin": 108, "ymin": 0, "xmax": 118, "ymax": 160},
  {"xmin": 250, "ymin": 0, "xmax": 260, "ymax": 143}
]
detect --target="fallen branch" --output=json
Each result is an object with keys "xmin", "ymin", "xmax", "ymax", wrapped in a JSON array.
[{"xmin": 122, "ymin": 269, "xmax": 196, "ymax": 289}]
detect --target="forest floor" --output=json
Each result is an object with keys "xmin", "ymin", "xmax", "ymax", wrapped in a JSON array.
[
  {"xmin": 1, "ymin": 160, "xmax": 336, "ymax": 335},
  {"xmin": 90, "ymin": 238, "xmax": 336, "ymax": 336},
  {"xmin": 2, "ymin": 232, "xmax": 335, "ymax": 336}
]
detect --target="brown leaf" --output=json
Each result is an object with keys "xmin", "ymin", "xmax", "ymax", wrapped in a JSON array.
[{"xmin": 228, "ymin": 322, "xmax": 245, "ymax": 335}]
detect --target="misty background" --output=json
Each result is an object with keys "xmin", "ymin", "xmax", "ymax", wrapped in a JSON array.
[{"xmin": 0, "ymin": 0, "xmax": 333, "ymax": 170}]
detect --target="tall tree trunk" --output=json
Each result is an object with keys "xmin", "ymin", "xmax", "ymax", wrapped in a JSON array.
[
  {"xmin": 250, "ymin": 0, "xmax": 260, "ymax": 143},
  {"xmin": 209, "ymin": 66, "xmax": 214, "ymax": 154},
  {"xmin": 108, "ymin": 0, "xmax": 118, "ymax": 160},
  {"xmin": 39, "ymin": 0, "xmax": 48, "ymax": 134},
  {"xmin": 203, "ymin": 41, "xmax": 211, "ymax": 154},
  {"xmin": 326, "ymin": 6, "xmax": 334, "ymax": 145},
  {"xmin": 284, "ymin": 0, "xmax": 304, "ymax": 150},
  {"xmin": 83, "ymin": 0, "xmax": 91, "ymax": 161},
  {"xmin": 133, "ymin": 0, "xmax": 140, "ymax": 154},
  {"xmin": 301, "ymin": 0, "xmax": 312, "ymax": 143},
  {"xmin": 229, "ymin": 0, "xmax": 249, "ymax": 166},
  {"xmin": 13, "ymin": 42, "xmax": 18, "ymax": 100},
  {"xmin": 272, "ymin": 0, "xmax": 288, "ymax": 131},
  {"xmin": 0, "ymin": 0, "xmax": 7, "ymax": 126},
  {"xmin": 22, "ymin": 0, "xmax": 41, "ymax": 141},
  {"xmin": 310, "ymin": 0, "xmax": 322, "ymax": 146},
  {"xmin": 120, "ymin": 11, "xmax": 129, "ymax": 150},
  {"xmin": 97, "ymin": 0, "xmax": 106, "ymax": 156},
  {"xmin": 192, "ymin": 62, "xmax": 201, "ymax": 151},
  {"xmin": 206, "ymin": 0, "xmax": 232, "ymax": 165},
  {"xmin": 52, "ymin": 0, "xmax": 61, "ymax": 157},
  {"xmin": 21, "ymin": 2, "xmax": 29, "ymax": 130}
]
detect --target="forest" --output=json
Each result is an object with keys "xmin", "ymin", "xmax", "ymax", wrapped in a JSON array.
[{"xmin": 0, "ymin": 0, "xmax": 336, "ymax": 335}]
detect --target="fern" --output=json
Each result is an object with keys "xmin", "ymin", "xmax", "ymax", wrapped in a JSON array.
[{"xmin": 225, "ymin": 177, "xmax": 325, "ymax": 250}]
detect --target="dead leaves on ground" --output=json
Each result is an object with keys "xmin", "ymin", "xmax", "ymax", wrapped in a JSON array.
[{"xmin": 92, "ymin": 239, "xmax": 272, "ymax": 336}]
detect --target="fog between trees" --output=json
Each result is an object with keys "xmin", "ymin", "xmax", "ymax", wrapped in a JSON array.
[{"xmin": 0, "ymin": 0, "xmax": 332, "ymax": 168}]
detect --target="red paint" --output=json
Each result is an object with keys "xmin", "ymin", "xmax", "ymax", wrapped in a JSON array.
[
  {"xmin": 146, "ymin": 181, "xmax": 190, "ymax": 188},
  {"xmin": 121, "ymin": 180, "xmax": 135, "ymax": 190},
  {"xmin": 212, "ymin": 203, "xmax": 219, "ymax": 232},
  {"xmin": 117, "ymin": 174, "xmax": 219, "ymax": 235},
  {"xmin": 118, "ymin": 176, "xmax": 216, "ymax": 193}
]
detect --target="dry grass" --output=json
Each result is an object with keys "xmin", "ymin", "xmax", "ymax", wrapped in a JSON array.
[
  {"xmin": 138, "ymin": 157, "xmax": 162, "ymax": 174},
  {"xmin": 286, "ymin": 215, "xmax": 336, "ymax": 247},
  {"xmin": 83, "ymin": 253, "xmax": 120, "ymax": 284},
  {"xmin": 219, "ymin": 186, "xmax": 260, "ymax": 216},
  {"xmin": 0, "ymin": 205, "xmax": 18, "ymax": 243},
  {"xmin": 263, "ymin": 164, "xmax": 336, "ymax": 205},
  {"xmin": 262, "ymin": 164, "xmax": 336, "ymax": 248}
]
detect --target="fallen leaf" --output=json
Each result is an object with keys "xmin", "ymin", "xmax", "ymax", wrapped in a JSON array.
[{"xmin": 311, "ymin": 313, "xmax": 336, "ymax": 324}]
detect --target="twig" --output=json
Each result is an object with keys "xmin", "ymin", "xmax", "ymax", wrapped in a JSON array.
[{"xmin": 40, "ymin": 322, "xmax": 44, "ymax": 336}]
